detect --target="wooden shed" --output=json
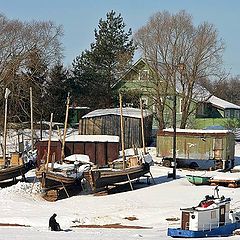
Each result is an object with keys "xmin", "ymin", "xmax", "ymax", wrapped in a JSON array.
[
  {"xmin": 36, "ymin": 135, "xmax": 120, "ymax": 167},
  {"xmin": 78, "ymin": 107, "xmax": 153, "ymax": 149},
  {"xmin": 64, "ymin": 135, "xmax": 119, "ymax": 166}
]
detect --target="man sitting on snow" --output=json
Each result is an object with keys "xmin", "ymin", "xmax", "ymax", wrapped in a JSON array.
[{"xmin": 49, "ymin": 213, "xmax": 61, "ymax": 231}]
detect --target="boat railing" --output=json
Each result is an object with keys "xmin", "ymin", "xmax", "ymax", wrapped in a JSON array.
[{"xmin": 202, "ymin": 221, "xmax": 226, "ymax": 231}]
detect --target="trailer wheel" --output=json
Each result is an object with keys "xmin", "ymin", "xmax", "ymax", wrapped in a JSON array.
[
  {"xmin": 189, "ymin": 162, "xmax": 199, "ymax": 170},
  {"xmin": 162, "ymin": 159, "xmax": 171, "ymax": 168}
]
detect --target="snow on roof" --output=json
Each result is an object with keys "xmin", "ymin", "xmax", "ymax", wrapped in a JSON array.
[
  {"xmin": 207, "ymin": 95, "xmax": 240, "ymax": 110},
  {"xmin": 163, "ymin": 128, "xmax": 232, "ymax": 134},
  {"xmin": 82, "ymin": 107, "xmax": 151, "ymax": 119},
  {"xmin": 65, "ymin": 134, "xmax": 119, "ymax": 143}
]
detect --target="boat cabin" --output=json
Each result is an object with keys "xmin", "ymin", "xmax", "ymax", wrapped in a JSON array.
[
  {"xmin": 181, "ymin": 194, "xmax": 232, "ymax": 231},
  {"xmin": 168, "ymin": 188, "xmax": 240, "ymax": 238}
]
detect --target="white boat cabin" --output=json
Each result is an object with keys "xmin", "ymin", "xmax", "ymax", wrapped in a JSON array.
[{"xmin": 180, "ymin": 193, "xmax": 234, "ymax": 231}]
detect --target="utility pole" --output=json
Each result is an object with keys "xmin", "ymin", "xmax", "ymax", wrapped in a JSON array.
[
  {"xmin": 172, "ymin": 63, "xmax": 186, "ymax": 179},
  {"xmin": 172, "ymin": 75, "xmax": 177, "ymax": 179},
  {"xmin": 3, "ymin": 88, "xmax": 11, "ymax": 167}
]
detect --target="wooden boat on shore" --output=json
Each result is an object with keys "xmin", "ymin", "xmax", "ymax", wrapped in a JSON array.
[
  {"xmin": 186, "ymin": 174, "xmax": 211, "ymax": 185},
  {"xmin": 84, "ymin": 160, "xmax": 150, "ymax": 192},
  {"xmin": 36, "ymin": 160, "xmax": 91, "ymax": 201},
  {"xmin": 0, "ymin": 164, "xmax": 28, "ymax": 182}
]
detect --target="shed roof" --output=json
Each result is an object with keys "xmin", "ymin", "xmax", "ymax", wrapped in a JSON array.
[
  {"xmin": 161, "ymin": 128, "xmax": 232, "ymax": 134},
  {"xmin": 82, "ymin": 107, "xmax": 151, "ymax": 119},
  {"xmin": 65, "ymin": 134, "xmax": 119, "ymax": 143},
  {"xmin": 206, "ymin": 95, "xmax": 240, "ymax": 110}
]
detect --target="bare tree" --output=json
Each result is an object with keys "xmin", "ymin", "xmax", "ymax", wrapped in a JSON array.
[
  {"xmin": 134, "ymin": 10, "xmax": 225, "ymax": 129},
  {"xmin": 0, "ymin": 14, "xmax": 63, "ymax": 124}
]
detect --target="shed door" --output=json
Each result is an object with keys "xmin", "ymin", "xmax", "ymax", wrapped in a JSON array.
[
  {"xmin": 219, "ymin": 205, "xmax": 225, "ymax": 226},
  {"xmin": 181, "ymin": 212, "xmax": 190, "ymax": 230}
]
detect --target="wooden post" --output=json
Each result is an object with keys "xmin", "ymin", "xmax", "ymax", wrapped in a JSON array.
[
  {"xmin": 119, "ymin": 94, "xmax": 125, "ymax": 170},
  {"xmin": 61, "ymin": 93, "xmax": 70, "ymax": 162},
  {"xmin": 45, "ymin": 113, "xmax": 53, "ymax": 172},
  {"xmin": 30, "ymin": 87, "xmax": 34, "ymax": 151},
  {"xmin": 3, "ymin": 88, "xmax": 11, "ymax": 167},
  {"xmin": 140, "ymin": 99, "xmax": 146, "ymax": 155}
]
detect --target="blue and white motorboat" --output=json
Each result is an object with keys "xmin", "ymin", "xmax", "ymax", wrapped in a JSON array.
[{"xmin": 168, "ymin": 187, "xmax": 240, "ymax": 238}]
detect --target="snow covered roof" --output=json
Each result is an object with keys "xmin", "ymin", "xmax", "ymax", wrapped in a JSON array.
[
  {"xmin": 82, "ymin": 107, "xmax": 152, "ymax": 119},
  {"xmin": 206, "ymin": 95, "xmax": 240, "ymax": 110},
  {"xmin": 163, "ymin": 128, "xmax": 232, "ymax": 134},
  {"xmin": 65, "ymin": 134, "xmax": 119, "ymax": 143}
]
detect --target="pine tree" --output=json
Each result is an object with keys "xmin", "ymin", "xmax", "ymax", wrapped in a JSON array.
[
  {"xmin": 46, "ymin": 64, "xmax": 70, "ymax": 122},
  {"xmin": 72, "ymin": 11, "xmax": 135, "ymax": 109}
]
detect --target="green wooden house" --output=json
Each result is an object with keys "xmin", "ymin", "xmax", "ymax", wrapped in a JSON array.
[{"xmin": 114, "ymin": 58, "xmax": 240, "ymax": 131}]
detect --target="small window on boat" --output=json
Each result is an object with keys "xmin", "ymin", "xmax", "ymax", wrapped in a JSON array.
[
  {"xmin": 221, "ymin": 208, "xmax": 225, "ymax": 215},
  {"xmin": 191, "ymin": 215, "xmax": 195, "ymax": 219},
  {"xmin": 225, "ymin": 204, "xmax": 230, "ymax": 213},
  {"xmin": 211, "ymin": 210, "xmax": 216, "ymax": 219}
]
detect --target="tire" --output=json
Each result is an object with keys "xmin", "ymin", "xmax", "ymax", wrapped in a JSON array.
[
  {"xmin": 189, "ymin": 162, "xmax": 199, "ymax": 170},
  {"xmin": 163, "ymin": 159, "xmax": 172, "ymax": 168}
]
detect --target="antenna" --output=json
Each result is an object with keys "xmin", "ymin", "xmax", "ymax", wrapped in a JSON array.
[{"xmin": 214, "ymin": 186, "xmax": 219, "ymax": 198}]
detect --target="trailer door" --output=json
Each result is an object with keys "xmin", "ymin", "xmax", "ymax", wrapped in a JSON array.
[{"xmin": 213, "ymin": 138, "xmax": 223, "ymax": 160}]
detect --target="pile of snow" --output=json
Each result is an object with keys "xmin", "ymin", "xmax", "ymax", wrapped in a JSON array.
[{"xmin": 0, "ymin": 145, "xmax": 240, "ymax": 239}]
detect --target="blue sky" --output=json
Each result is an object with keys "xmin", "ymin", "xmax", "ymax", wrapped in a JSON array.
[{"xmin": 1, "ymin": 0, "xmax": 240, "ymax": 75}]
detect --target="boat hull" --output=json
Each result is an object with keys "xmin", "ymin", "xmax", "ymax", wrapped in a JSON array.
[
  {"xmin": 0, "ymin": 165, "xmax": 28, "ymax": 182},
  {"xmin": 186, "ymin": 175, "xmax": 211, "ymax": 185},
  {"xmin": 36, "ymin": 170, "xmax": 80, "ymax": 188},
  {"xmin": 168, "ymin": 222, "xmax": 240, "ymax": 238},
  {"xmin": 84, "ymin": 163, "xmax": 150, "ymax": 191}
]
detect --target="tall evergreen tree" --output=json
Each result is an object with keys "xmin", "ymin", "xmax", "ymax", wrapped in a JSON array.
[
  {"xmin": 72, "ymin": 10, "xmax": 135, "ymax": 109},
  {"xmin": 46, "ymin": 64, "xmax": 70, "ymax": 122}
]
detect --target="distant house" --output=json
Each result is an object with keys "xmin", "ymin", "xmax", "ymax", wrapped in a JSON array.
[
  {"xmin": 196, "ymin": 95, "xmax": 240, "ymax": 119},
  {"xmin": 79, "ymin": 107, "xmax": 153, "ymax": 149},
  {"xmin": 114, "ymin": 58, "xmax": 240, "ymax": 130}
]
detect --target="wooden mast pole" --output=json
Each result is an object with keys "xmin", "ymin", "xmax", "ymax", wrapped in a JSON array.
[
  {"xmin": 140, "ymin": 98, "xmax": 146, "ymax": 155},
  {"xmin": 30, "ymin": 87, "xmax": 34, "ymax": 151},
  {"xmin": 3, "ymin": 88, "xmax": 11, "ymax": 167},
  {"xmin": 45, "ymin": 113, "xmax": 53, "ymax": 172},
  {"xmin": 60, "ymin": 92, "xmax": 70, "ymax": 163},
  {"xmin": 119, "ymin": 93, "xmax": 125, "ymax": 170}
]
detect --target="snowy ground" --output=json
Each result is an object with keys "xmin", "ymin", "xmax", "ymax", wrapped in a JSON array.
[{"xmin": 0, "ymin": 143, "xmax": 240, "ymax": 239}]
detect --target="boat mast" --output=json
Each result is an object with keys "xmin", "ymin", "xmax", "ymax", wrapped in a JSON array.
[
  {"xmin": 30, "ymin": 87, "xmax": 34, "ymax": 151},
  {"xmin": 60, "ymin": 92, "xmax": 70, "ymax": 163},
  {"xmin": 140, "ymin": 98, "xmax": 146, "ymax": 155},
  {"xmin": 119, "ymin": 93, "xmax": 125, "ymax": 170},
  {"xmin": 3, "ymin": 88, "xmax": 11, "ymax": 167},
  {"xmin": 45, "ymin": 113, "xmax": 53, "ymax": 172}
]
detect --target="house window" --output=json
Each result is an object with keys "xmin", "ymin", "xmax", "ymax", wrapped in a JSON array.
[
  {"xmin": 141, "ymin": 97, "xmax": 148, "ymax": 107},
  {"xmin": 235, "ymin": 110, "xmax": 240, "ymax": 119},
  {"xmin": 152, "ymin": 104, "xmax": 157, "ymax": 113},
  {"xmin": 196, "ymin": 103, "xmax": 205, "ymax": 116},
  {"xmin": 225, "ymin": 110, "xmax": 230, "ymax": 118},
  {"xmin": 179, "ymin": 99, "xmax": 183, "ymax": 113},
  {"xmin": 139, "ymin": 70, "xmax": 149, "ymax": 80},
  {"xmin": 211, "ymin": 210, "xmax": 216, "ymax": 219}
]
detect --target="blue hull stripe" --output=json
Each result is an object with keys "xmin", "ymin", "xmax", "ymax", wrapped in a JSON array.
[{"xmin": 168, "ymin": 222, "xmax": 240, "ymax": 238}]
